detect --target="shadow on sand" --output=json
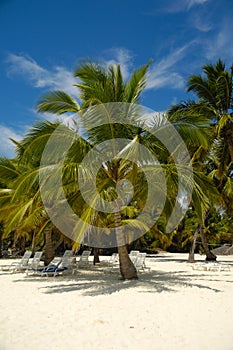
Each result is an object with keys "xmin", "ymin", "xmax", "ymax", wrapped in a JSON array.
[{"xmin": 9, "ymin": 265, "xmax": 231, "ymax": 296}]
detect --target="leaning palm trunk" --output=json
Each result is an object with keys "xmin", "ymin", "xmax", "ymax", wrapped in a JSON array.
[
  {"xmin": 44, "ymin": 227, "xmax": 55, "ymax": 265},
  {"xmin": 199, "ymin": 225, "xmax": 216, "ymax": 261},
  {"xmin": 114, "ymin": 210, "xmax": 138, "ymax": 280},
  {"xmin": 188, "ymin": 225, "xmax": 200, "ymax": 263},
  {"xmin": 31, "ymin": 231, "xmax": 37, "ymax": 255}
]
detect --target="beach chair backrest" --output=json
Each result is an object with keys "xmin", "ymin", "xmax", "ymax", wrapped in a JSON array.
[
  {"xmin": 21, "ymin": 251, "xmax": 32, "ymax": 266},
  {"xmin": 61, "ymin": 250, "xmax": 73, "ymax": 268},
  {"xmin": 33, "ymin": 251, "xmax": 43, "ymax": 261},
  {"xmin": 80, "ymin": 250, "xmax": 91, "ymax": 261},
  {"xmin": 30, "ymin": 258, "xmax": 41, "ymax": 270},
  {"xmin": 129, "ymin": 250, "xmax": 139, "ymax": 264},
  {"xmin": 63, "ymin": 250, "xmax": 73, "ymax": 259},
  {"xmin": 78, "ymin": 250, "xmax": 91, "ymax": 266},
  {"xmin": 134, "ymin": 253, "xmax": 146, "ymax": 269},
  {"xmin": 109, "ymin": 253, "xmax": 118, "ymax": 264}
]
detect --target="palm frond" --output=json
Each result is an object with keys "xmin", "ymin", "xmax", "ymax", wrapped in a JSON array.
[
  {"xmin": 124, "ymin": 60, "xmax": 152, "ymax": 103},
  {"xmin": 37, "ymin": 90, "xmax": 80, "ymax": 114}
]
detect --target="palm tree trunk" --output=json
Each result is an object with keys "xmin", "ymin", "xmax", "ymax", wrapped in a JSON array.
[
  {"xmin": 44, "ymin": 227, "xmax": 54, "ymax": 266},
  {"xmin": 31, "ymin": 231, "xmax": 37, "ymax": 255},
  {"xmin": 114, "ymin": 209, "xmax": 138, "ymax": 280},
  {"xmin": 199, "ymin": 225, "xmax": 216, "ymax": 261},
  {"xmin": 93, "ymin": 248, "xmax": 100, "ymax": 265},
  {"xmin": 54, "ymin": 235, "xmax": 64, "ymax": 252},
  {"xmin": 188, "ymin": 225, "xmax": 200, "ymax": 263}
]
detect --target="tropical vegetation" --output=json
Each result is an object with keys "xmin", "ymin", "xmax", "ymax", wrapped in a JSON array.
[{"xmin": 0, "ymin": 58, "xmax": 232, "ymax": 279}]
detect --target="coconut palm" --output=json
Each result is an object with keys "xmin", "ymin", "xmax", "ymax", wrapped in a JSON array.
[
  {"xmin": 36, "ymin": 59, "xmax": 218, "ymax": 279},
  {"xmin": 168, "ymin": 59, "xmax": 233, "ymax": 260},
  {"xmin": 0, "ymin": 127, "xmax": 73, "ymax": 265},
  {"xmin": 37, "ymin": 61, "xmax": 154, "ymax": 279},
  {"xmin": 169, "ymin": 59, "xmax": 233, "ymax": 161}
]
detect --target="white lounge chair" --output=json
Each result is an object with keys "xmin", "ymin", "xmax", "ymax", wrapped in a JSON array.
[
  {"xmin": 77, "ymin": 250, "xmax": 91, "ymax": 267},
  {"xmin": 108, "ymin": 252, "xmax": 119, "ymax": 266},
  {"xmin": 129, "ymin": 250, "xmax": 140, "ymax": 264},
  {"xmin": 25, "ymin": 251, "xmax": 43, "ymax": 275},
  {"xmin": 72, "ymin": 250, "xmax": 91, "ymax": 274},
  {"xmin": 38, "ymin": 257, "xmax": 62, "ymax": 277},
  {"xmin": 28, "ymin": 250, "xmax": 74, "ymax": 277},
  {"xmin": 103, "ymin": 253, "xmax": 119, "ymax": 273},
  {"xmin": 133, "ymin": 253, "xmax": 151, "ymax": 272},
  {"xmin": 191, "ymin": 262, "xmax": 231, "ymax": 272},
  {"xmin": 1, "ymin": 250, "xmax": 32, "ymax": 272}
]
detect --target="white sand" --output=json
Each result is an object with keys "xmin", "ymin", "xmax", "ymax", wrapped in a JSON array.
[{"xmin": 0, "ymin": 252, "xmax": 233, "ymax": 350}]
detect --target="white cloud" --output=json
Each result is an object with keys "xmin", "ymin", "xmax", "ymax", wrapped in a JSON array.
[
  {"xmin": 6, "ymin": 54, "xmax": 78, "ymax": 97},
  {"xmin": 192, "ymin": 12, "xmax": 212, "ymax": 32},
  {"xmin": 161, "ymin": 0, "xmax": 210, "ymax": 13},
  {"xmin": 146, "ymin": 45, "xmax": 191, "ymax": 90},
  {"xmin": 186, "ymin": 0, "xmax": 209, "ymax": 9},
  {"xmin": 204, "ymin": 20, "xmax": 233, "ymax": 61},
  {"xmin": 104, "ymin": 48, "xmax": 133, "ymax": 79},
  {"xmin": 0, "ymin": 125, "xmax": 23, "ymax": 158}
]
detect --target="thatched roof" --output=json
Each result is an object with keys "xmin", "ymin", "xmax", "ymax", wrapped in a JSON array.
[{"xmin": 211, "ymin": 244, "xmax": 233, "ymax": 255}]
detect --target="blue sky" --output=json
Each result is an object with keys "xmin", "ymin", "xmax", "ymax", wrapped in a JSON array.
[{"xmin": 0, "ymin": 0, "xmax": 232, "ymax": 157}]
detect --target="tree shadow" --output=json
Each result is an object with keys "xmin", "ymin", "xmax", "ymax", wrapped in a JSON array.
[{"xmin": 23, "ymin": 268, "xmax": 223, "ymax": 296}]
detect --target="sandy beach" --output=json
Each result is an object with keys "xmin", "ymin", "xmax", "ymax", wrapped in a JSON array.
[{"xmin": 0, "ymin": 252, "xmax": 232, "ymax": 350}]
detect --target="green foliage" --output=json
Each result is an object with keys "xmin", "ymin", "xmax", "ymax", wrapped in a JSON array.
[{"xmin": 1, "ymin": 58, "xmax": 232, "ymax": 256}]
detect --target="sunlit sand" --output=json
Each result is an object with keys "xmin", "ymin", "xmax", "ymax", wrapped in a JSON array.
[{"xmin": 0, "ymin": 252, "xmax": 232, "ymax": 350}]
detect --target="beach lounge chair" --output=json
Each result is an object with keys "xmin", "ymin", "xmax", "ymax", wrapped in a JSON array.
[
  {"xmin": 129, "ymin": 250, "xmax": 140, "ymax": 264},
  {"xmin": 38, "ymin": 257, "xmax": 62, "ymax": 277},
  {"xmin": 108, "ymin": 253, "xmax": 119, "ymax": 266},
  {"xmin": 104, "ymin": 252, "xmax": 150, "ymax": 274},
  {"xmin": 1, "ymin": 250, "xmax": 32, "ymax": 272},
  {"xmin": 71, "ymin": 250, "xmax": 91, "ymax": 274},
  {"xmin": 191, "ymin": 262, "xmax": 207, "ymax": 271},
  {"xmin": 28, "ymin": 250, "xmax": 74, "ymax": 277},
  {"xmin": 191, "ymin": 262, "xmax": 231, "ymax": 272},
  {"xmin": 103, "ymin": 253, "xmax": 119, "ymax": 273},
  {"xmin": 25, "ymin": 251, "xmax": 43, "ymax": 275},
  {"xmin": 77, "ymin": 250, "xmax": 91, "ymax": 267},
  {"xmin": 133, "ymin": 253, "xmax": 151, "ymax": 272}
]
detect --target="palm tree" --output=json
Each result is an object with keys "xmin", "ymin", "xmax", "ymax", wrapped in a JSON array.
[
  {"xmin": 188, "ymin": 59, "xmax": 233, "ymax": 161},
  {"xmin": 169, "ymin": 59, "xmax": 233, "ymax": 160},
  {"xmin": 0, "ymin": 128, "xmax": 71, "ymax": 265},
  {"xmin": 37, "ymin": 60, "xmax": 215, "ymax": 278},
  {"xmin": 168, "ymin": 59, "xmax": 233, "ymax": 260},
  {"xmin": 37, "ymin": 61, "xmax": 153, "ymax": 279}
]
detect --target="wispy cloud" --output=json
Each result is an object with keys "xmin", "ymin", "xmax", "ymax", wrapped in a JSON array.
[
  {"xmin": 6, "ymin": 54, "xmax": 78, "ymax": 96},
  {"xmin": 191, "ymin": 12, "xmax": 212, "ymax": 32},
  {"xmin": 103, "ymin": 48, "xmax": 133, "ymax": 79},
  {"xmin": 186, "ymin": 0, "xmax": 209, "ymax": 9},
  {"xmin": 158, "ymin": 0, "xmax": 210, "ymax": 13},
  {"xmin": 0, "ymin": 125, "xmax": 23, "ymax": 158},
  {"xmin": 146, "ymin": 44, "xmax": 192, "ymax": 90},
  {"xmin": 204, "ymin": 19, "xmax": 233, "ymax": 61}
]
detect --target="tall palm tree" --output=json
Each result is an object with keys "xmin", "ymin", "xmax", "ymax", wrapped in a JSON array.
[
  {"xmin": 37, "ymin": 60, "xmax": 215, "ymax": 278},
  {"xmin": 168, "ymin": 59, "xmax": 233, "ymax": 260},
  {"xmin": 169, "ymin": 59, "xmax": 233, "ymax": 161},
  {"xmin": 37, "ymin": 61, "xmax": 153, "ymax": 279},
  {"xmin": 188, "ymin": 59, "xmax": 233, "ymax": 161}
]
